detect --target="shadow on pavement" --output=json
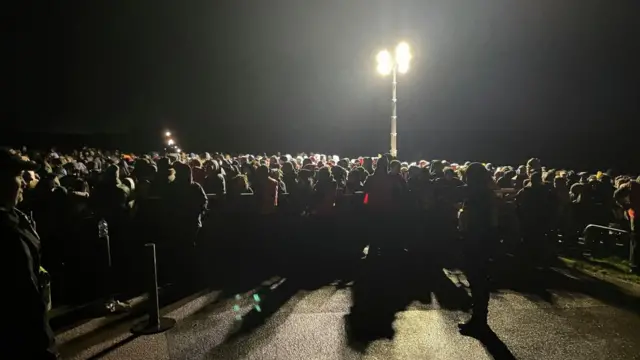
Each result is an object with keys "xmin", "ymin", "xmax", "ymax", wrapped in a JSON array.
[
  {"xmin": 490, "ymin": 255, "xmax": 640, "ymax": 316},
  {"xmin": 206, "ymin": 216, "xmax": 360, "ymax": 359},
  {"xmin": 85, "ymin": 334, "xmax": 139, "ymax": 360},
  {"xmin": 465, "ymin": 327, "xmax": 517, "ymax": 360},
  {"xmin": 346, "ymin": 235, "xmax": 472, "ymax": 351}
]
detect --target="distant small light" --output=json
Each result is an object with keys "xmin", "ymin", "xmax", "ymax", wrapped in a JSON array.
[{"xmin": 165, "ymin": 131, "xmax": 171, "ymax": 137}]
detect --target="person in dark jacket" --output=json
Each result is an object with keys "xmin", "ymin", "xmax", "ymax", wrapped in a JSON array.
[
  {"xmin": 457, "ymin": 162, "xmax": 500, "ymax": 335},
  {"xmin": 0, "ymin": 148, "xmax": 59, "ymax": 359}
]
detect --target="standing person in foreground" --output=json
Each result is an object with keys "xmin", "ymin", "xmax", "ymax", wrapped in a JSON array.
[
  {"xmin": 0, "ymin": 149, "xmax": 59, "ymax": 359},
  {"xmin": 458, "ymin": 162, "xmax": 500, "ymax": 334}
]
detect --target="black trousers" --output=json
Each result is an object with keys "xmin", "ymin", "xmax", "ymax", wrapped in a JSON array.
[{"xmin": 463, "ymin": 236, "xmax": 492, "ymax": 322}]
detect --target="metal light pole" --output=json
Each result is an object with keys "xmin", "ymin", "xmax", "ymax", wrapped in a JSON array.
[
  {"xmin": 391, "ymin": 65, "xmax": 398, "ymax": 158},
  {"xmin": 377, "ymin": 42, "xmax": 411, "ymax": 158}
]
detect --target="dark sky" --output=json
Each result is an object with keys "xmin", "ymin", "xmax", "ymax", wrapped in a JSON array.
[{"xmin": 7, "ymin": 0, "xmax": 640, "ymax": 170}]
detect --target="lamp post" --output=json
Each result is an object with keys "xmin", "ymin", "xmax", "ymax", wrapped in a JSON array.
[{"xmin": 376, "ymin": 42, "xmax": 412, "ymax": 158}]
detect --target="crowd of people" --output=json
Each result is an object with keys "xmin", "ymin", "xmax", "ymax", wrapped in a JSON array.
[{"xmin": 1, "ymin": 146, "xmax": 639, "ymax": 358}]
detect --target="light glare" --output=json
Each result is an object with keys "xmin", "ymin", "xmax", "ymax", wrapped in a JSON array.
[
  {"xmin": 376, "ymin": 50, "xmax": 392, "ymax": 75},
  {"xmin": 395, "ymin": 42, "xmax": 411, "ymax": 70},
  {"xmin": 165, "ymin": 131, "xmax": 171, "ymax": 137},
  {"xmin": 168, "ymin": 139, "xmax": 175, "ymax": 146}
]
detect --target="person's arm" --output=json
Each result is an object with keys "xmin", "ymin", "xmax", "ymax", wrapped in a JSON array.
[
  {"xmin": 363, "ymin": 176, "xmax": 373, "ymax": 194},
  {"xmin": 0, "ymin": 232, "xmax": 58, "ymax": 359},
  {"xmin": 193, "ymin": 183, "xmax": 208, "ymax": 212},
  {"xmin": 278, "ymin": 179, "xmax": 287, "ymax": 194},
  {"xmin": 218, "ymin": 174, "xmax": 226, "ymax": 195}
]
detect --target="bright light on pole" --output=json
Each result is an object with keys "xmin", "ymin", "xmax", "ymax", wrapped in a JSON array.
[
  {"xmin": 376, "ymin": 41, "xmax": 412, "ymax": 158},
  {"xmin": 168, "ymin": 139, "xmax": 175, "ymax": 146},
  {"xmin": 376, "ymin": 50, "xmax": 393, "ymax": 75},
  {"xmin": 395, "ymin": 42, "xmax": 412, "ymax": 74},
  {"xmin": 165, "ymin": 131, "xmax": 171, "ymax": 137}
]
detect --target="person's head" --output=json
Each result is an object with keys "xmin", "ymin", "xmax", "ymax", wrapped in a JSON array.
[
  {"xmin": 0, "ymin": 149, "xmax": 39, "ymax": 207},
  {"xmin": 172, "ymin": 162, "xmax": 193, "ymax": 184},
  {"xmin": 616, "ymin": 177, "xmax": 631, "ymax": 188},
  {"xmin": 269, "ymin": 168, "xmax": 282, "ymax": 180},
  {"xmin": 463, "ymin": 162, "xmax": 492, "ymax": 189},
  {"xmin": 362, "ymin": 157, "xmax": 373, "ymax": 170},
  {"xmin": 543, "ymin": 170, "xmax": 555, "ymax": 184},
  {"xmin": 356, "ymin": 166, "xmax": 369, "ymax": 182},
  {"xmin": 332, "ymin": 165, "xmax": 347, "ymax": 186},
  {"xmin": 269, "ymin": 156, "xmax": 280, "ymax": 169},
  {"xmin": 256, "ymin": 165, "xmax": 270, "ymax": 180},
  {"xmin": 526, "ymin": 158, "xmax": 541, "ymax": 176},
  {"xmin": 347, "ymin": 169, "xmax": 361, "ymax": 185},
  {"xmin": 22, "ymin": 170, "xmax": 39, "ymax": 190},
  {"xmin": 599, "ymin": 174, "xmax": 612, "ymax": 186},
  {"xmin": 503, "ymin": 170, "xmax": 516, "ymax": 182},
  {"xmin": 570, "ymin": 182, "xmax": 584, "ymax": 197},
  {"xmin": 375, "ymin": 156, "xmax": 389, "ymax": 174},
  {"xmin": 316, "ymin": 166, "xmax": 333, "ymax": 183},
  {"xmin": 408, "ymin": 165, "xmax": 422, "ymax": 180},
  {"xmin": 430, "ymin": 160, "xmax": 445, "ymax": 177},
  {"xmin": 578, "ymin": 172, "xmax": 589, "ymax": 184},
  {"xmin": 203, "ymin": 159, "xmax": 220, "ymax": 175},
  {"xmin": 104, "ymin": 164, "xmax": 121, "ymax": 183},
  {"xmin": 282, "ymin": 161, "xmax": 295, "ymax": 175},
  {"xmin": 389, "ymin": 160, "xmax": 402, "ymax": 175},
  {"xmin": 189, "ymin": 158, "xmax": 202, "ymax": 169},
  {"xmin": 443, "ymin": 167, "xmax": 456, "ymax": 181},
  {"xmin": 298, "ymin": 168, "xmax": 314, "ymax": 185},
  {"xmin": 302, "ymin": 158, "xmax": 312, "ymax": 167},
  {"xmin": 554, "ymin": 176, "xmax": 567, "ymax": 189},
  {"xmin": 231, "ymin": 174, "xmax": 250, "ymax": 193}
]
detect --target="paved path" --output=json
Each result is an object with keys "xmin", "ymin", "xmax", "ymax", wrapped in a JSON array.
[{"xmin": 59, "ymin": 262, "xmax": 640, "ymax": 360}]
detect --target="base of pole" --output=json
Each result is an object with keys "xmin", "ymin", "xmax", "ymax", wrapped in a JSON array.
[{"xmin": 131, "ymin": 317, "xmax": 176, "ymax": 335}]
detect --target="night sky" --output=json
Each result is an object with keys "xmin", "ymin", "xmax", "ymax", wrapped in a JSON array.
[{"xmin": 7, "ymin": 1, "xmax": 640, "ymax": 171}]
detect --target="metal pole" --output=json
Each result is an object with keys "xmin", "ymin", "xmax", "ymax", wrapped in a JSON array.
[
  {"xmin": 390, "ymin": 65, "xmax": 398, "ymax": 158},
  {"xmin": 131, "ymin": 243, "xmax": 176, "ymax": 335},
  {"xmin": 147, "ymin": 243, "xmax": 161, "ymax": 327}
]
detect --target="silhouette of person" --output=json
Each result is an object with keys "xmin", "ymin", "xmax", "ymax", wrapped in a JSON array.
[
  {"xmin": 0, "ymin": 148, "xmax": 59, "ymax": 359},
  {"xmin": 458, "ymin": 162, "xmax": 500, "ymax": 334}
]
